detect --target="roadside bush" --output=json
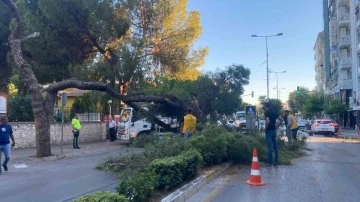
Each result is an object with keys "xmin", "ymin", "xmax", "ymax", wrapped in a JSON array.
[
  {"xmin": 96, "ymin": 153, "xmax": 151, "ymax": 180},
  {"xmin": 189, "ymin": 125, "xmax": 230, "ymax": 165},
  {"xmin": 74, "ymin": 191, "xmax": 128, "ymax": 202},
  {"xmin": 149, "ymin": 150, "xmax": 202, "ymax": 190},
  {"xmin": 117, "ymin": 171, "xmax": 159, "ymax": 202},
  {"xmin": 131, "ymin": 134, "xmax": 160, "ymax": 148},
  {"xmin": 144, "ymin": 134, "xmax": 187, "ymax": 159}
]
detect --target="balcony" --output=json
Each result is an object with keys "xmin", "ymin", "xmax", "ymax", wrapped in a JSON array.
[
  {"xmin": 338, "ymin": 13, "xmax": 350, "ymax": 27},
  {"xmin": 358, "ymin": 44, "xmax": 360, "ymax": 53},
  {"xmin": 357, "ymin": 20, "xmax": 360, "ymax": 31},
  {"xmin": 339, "ymin": 79, "xmax": 353, "ymax": 90},
  {"xmin": 339, "ymin": 57, "xmax": 352, "ymax": 70},
  {"xmin": 339, "ymin": 36, "xmax": 351, "ymax": 48},
  {"xmin": 338, "ymin": 0, "xmax": 350, "ymax": 7}
]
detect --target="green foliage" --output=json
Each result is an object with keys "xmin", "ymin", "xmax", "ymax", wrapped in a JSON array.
[
  {"xmin": 14, "ymin": 0, "xmax": 129, "ymax": 84},
  {"xmin": 149, "ymin": 149, "xmax": 202, "ymax": 190},
  {"xmin": 288, "ymin": 87, "xmax": 310, "ymax": 113},
  {"xmin": 0, "ymin": 2, "xmax": 11, "ymax": 91},
  {"xmin": 69, "ymin": 92, "xmax": 97, "ymax": 118},
  {"xmin": 74, "ymin": 191, "xmax": 129, "ymax": 202},
  {"xmin": 302, "ymin": 93, "xmax": 325, "ymax": 119},
  {"xmin": 324, "ymin": 98, "xmax": 349, "ymax": 116},
  {"xmin": 189, "ymin": 125, "xmax": 230, "ymax": 165},
  {"xmin": 267, "ymin": 99, "xmax": 283, "ymax": 115},
  {"xmin": 117, "ymin": 171, "xmax": 159, "ymax": 202},
  {"xmin": 8, "ymin": 94, "xmax": 34, "ymax": 122}
]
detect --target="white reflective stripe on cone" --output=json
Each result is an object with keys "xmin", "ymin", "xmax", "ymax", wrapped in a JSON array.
[
  {"xmin": 250, "ymin": 169, "xmax": 260, "ymax": 176},
  {"xmin": 252, "ymin": 157, "xmax": 258, "ymax": 162}
]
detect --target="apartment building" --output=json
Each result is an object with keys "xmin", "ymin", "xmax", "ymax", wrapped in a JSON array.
[
  {"xmin": 314, "ymin": 32, "xmax": 325, "ymax": 92},
  {"xmin": 315, "ymin": 0, "xmax": 357, "ymax": 128}
]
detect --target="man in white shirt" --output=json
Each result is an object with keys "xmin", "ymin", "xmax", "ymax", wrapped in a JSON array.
[{"xmin": 109, "ymin": 117, "xmax": 116, "ymax": 142}]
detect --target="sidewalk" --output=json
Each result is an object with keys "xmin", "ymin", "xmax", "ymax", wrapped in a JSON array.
[
  {"xmin": 337, "ymin": 129, "xmax": 360, "ymax": 140},
  {"xmin": 11, "ymin": 140, "xmax": 133, "ymax": 165}
]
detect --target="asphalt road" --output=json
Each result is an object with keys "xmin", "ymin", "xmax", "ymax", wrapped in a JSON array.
[
  {"xmin": 187, "ymin": 136, "xmax": 360, "ymax": 202},
  {"xmin": 0, "ymin": 146, "xmax": 142, "ymax": 202}
]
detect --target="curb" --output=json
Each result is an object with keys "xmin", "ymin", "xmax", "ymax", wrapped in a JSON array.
[
  {"xmin": 335, "ymin": 135, "xmax": 360, "ymax": 140},
  {"xmin": 161, "ymin": 162, "xmax": 233, "ymax": 202}
]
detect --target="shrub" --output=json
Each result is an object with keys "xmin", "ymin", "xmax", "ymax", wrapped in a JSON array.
[
  {"xmin": 117, "ymin": 171, "xmax": 159, "ymax": 202},
  {"xmin": 189, "ymin": 125, "xmax": 230, "ymax": 165},
  {"xmin": 74, "ymin": 191, "xmax": 128, "ymax": 202},
  {"xmin": 131, "ymin": 134, "xmax": 160, "ymax": 148},
  {"xmin": 144, "ymin": 134, "xmax": 187, "ymax": 159},
  {"xmin": 149, "ymin": 150, "xmax": 202, "ymax": 190}
]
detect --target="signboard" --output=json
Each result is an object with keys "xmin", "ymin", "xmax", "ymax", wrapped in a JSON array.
[
  {"xmin": 0, "ymin": 93, "xmax": 7, "ymax": 114},
  {"xmin": 245, "ymin": 105, "xmax": 256, "ymax": 117}
]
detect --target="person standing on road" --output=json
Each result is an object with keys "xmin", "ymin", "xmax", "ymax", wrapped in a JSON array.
[
  {"xmin": 0, "ymin": 115, "xmax": 15, "ymax": 175},
  {"xmin": 263, "ymin": 102, "xmax": 283, "ymax": 167},
  {"xmin": 180, "ymin": 108, "xmax": 197, "ymax": 141},
  {"xmin": 109, "ymin": 117, "xmax": 116, "ymax": 142},
  {"xmin": 283, "ymin": 110, "xmax": 292, "ymax": 145},
  {"xmin": 285, "ymin": 110, "xmax": 299, "ymax": 144},
  {"xmin": 71, "ymin": 114, "xmax": 81, "ymax": 149}
]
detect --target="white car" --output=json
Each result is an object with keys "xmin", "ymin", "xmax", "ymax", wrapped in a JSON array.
[
  {"xmin": 227, "ymin": 120, "xmax": 235, "ymax": 127},
  {"xmin": 311, "ymin": 119, "xmax": 336, "ymax": 135}
]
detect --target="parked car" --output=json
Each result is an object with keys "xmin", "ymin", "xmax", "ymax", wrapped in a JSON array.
[
  {"xmin": 227, "ymin": 120, "xmax": 235, "ymax": 127},
  {"xmin": 297, "ymin": 119, "xmax": 309, "ymax": 129},
  {"xmin": 311, "ymin": 119, "xmax": 339, "ymax": 136}
]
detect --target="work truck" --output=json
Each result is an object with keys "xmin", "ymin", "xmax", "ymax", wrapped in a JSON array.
[{"xmin": 116, "ymin": 107, "xmax": 179, "ymax": 142}]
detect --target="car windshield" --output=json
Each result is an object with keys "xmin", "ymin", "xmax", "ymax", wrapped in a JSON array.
[{"xmin": 120, "ymin": 109, "xmax": 131, "ymax": 123}]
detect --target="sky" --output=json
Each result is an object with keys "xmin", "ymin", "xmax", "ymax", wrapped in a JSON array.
[{"xmin": 187, "ymin": 0, "xmax": 323, "ymax": 104}]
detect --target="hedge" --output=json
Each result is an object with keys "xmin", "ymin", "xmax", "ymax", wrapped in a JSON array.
[
  {"xmin": 74, "ymin": 191, "xmax": 129, "ymax": 202},
  {"xmin": 149, "ymin": 149, "xmax": 202, "ymax": 190},
  {"xmin": 117, "ymin": 171, "xmax": 159, "ymax": 202}
]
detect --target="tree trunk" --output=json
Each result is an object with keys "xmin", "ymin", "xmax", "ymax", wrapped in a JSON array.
[{"xmin": 10, "ymin": 37, "xmax": 52, "ymax": 157}]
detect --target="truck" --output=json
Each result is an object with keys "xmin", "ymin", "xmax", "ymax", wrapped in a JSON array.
[{"xmin": 116, "ymin": 107, "xmax": 179, "ymax": 142}]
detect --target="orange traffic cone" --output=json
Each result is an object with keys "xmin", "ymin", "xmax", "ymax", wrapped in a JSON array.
[{"xmin": 246, "ymin": 148, "xmax": 265, "ymax": 186}]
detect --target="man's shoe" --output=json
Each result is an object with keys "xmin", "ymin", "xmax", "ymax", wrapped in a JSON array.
[
  {"xmin": 75, "ymin": 147, "xmax": 80, "ymax": 149},
  {"xmin": 3, "ymin": 165, "xmax": 8, "ymax": 171},
  {"xmin": 265, "ymin": 164, "xmax": 272, "ymax": 167},
  {"xmin": 273, "ymin": 164, "xmax": 278, "ymax": 168}
]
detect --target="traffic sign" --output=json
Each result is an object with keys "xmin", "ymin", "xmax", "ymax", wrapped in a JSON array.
[{"xmin": 245, "ymin": 105, "xmax": 256, "ymax": 117}]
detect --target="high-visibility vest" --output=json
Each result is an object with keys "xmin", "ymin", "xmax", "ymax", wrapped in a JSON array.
[
  {"xmin": 182, "ymin": 114, "xmax": 196, "ymax": 133},
  {"xmin": 290, "ymin": 116, "xmax": 298, "ymax": 129}
]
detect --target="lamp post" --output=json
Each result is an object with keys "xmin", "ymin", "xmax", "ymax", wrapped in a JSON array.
[
  {"xmin": 274, "ymin": 87, "xmax": 285, "ymax": 100},
  {"xmin": 251, "ymin": 33, "xmax": 283, "ymax": 99},
  {"xmin": 269, "ymin": 70, "xmax": 286, "ymax": 99},
  {"xmin": 107, "ymin": 100, "xmax": 112, "ymax": 118}
]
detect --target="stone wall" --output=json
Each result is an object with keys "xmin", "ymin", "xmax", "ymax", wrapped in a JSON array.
[{"xmin": 11, "ymin": 122, "xmax": 107, "ymax": 149}]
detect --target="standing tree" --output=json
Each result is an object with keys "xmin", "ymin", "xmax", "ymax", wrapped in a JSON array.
[
  {"xmin": 302, "ymin": 93, "xmax": 325, "ymax": 119},
  {"xmin": 324, "ymin": 98, "xmax": 348, "ymax": 124},
  {"xmin": 288, "ymin": 87, "xmax": 310, "ymax": 113},
  {"xmin": 2, "ymin": 0, "xmax": 184, "ymax": 157}
]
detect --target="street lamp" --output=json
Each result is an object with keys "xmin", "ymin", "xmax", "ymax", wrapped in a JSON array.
[
  {"xmin": 274, "ymin": 87, "xmax": 285, "ymax": 100},
  {"xmin": 107, "ymin": 100, "xmax": 112, "ymax": 118},
  {"xmin": 251, "ymin": 33, "xmax": 283, "ymax": 99},
  {"xmin": 269, "ymin": 70, "xmax": 286, "ymax": 99}
]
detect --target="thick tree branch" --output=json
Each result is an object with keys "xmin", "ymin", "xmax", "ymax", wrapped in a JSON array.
[
  {"xmin": 43, "ymin": 78, "xmax": 181, "ymax": 108},
  {"xmin": 21, "ymin": 32, "xmax": 40, "ymax": 43}
]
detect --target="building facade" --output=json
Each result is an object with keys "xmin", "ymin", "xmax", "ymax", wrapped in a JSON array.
[
  {"xmin": 315, "ymin": 0, "xmax": 360, "ymax": 128},
  {"xmin": 314, "ymin": 32, "xmax": 325, "ymax": 92}
]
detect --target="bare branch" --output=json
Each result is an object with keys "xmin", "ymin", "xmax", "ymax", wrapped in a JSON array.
[{"xmin": 21, "ymin": 32, "xmax": 40, "ymax": 43}]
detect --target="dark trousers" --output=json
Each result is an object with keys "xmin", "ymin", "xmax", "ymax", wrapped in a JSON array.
[
  {"xmin": 73, "ymin": 130, "xmax": 80, "ymax": 148},
  {"xmin": 265, "ymin": 130, "xmax": 278, "ymax": 165},
  {"xmin": 110, "ymin": 127, "xmax": 116, "ymax": 141},
  {"xmin": 291, "ymin": 127, "xmax": 299, "ymax": 140}
]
